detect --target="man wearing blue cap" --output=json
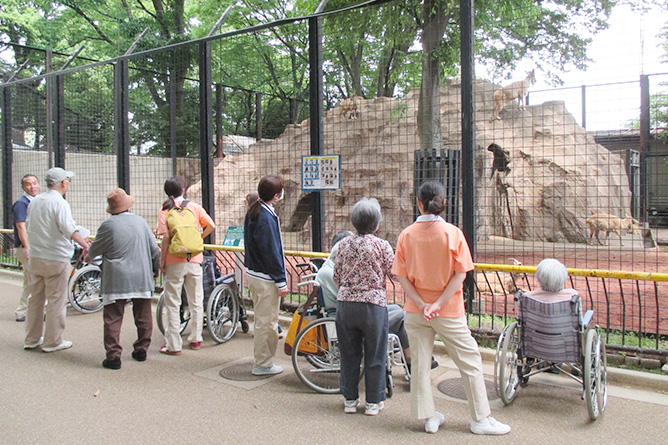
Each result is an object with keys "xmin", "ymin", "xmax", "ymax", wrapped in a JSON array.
[{"xmin": 24, "ymin": 167, "xmax": 90, "ymax": 353}]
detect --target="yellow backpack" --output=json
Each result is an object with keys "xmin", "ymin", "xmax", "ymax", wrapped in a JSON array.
[{"xmin": 166, "ymin": 200, "xmax": 203, "ymax": 260}]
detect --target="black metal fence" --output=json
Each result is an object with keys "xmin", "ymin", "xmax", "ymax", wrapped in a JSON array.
[{"xmin": 2, "ymin": 0, "xmax": 668, "ymax": 345}]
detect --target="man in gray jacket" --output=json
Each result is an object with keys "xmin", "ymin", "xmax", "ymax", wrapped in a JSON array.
[{"xmin": 86, "ymin": 188, "xmax": 160, "ymax": 370}]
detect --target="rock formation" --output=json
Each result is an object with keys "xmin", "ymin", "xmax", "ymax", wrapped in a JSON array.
[{"xmin": 197, "ymin": 79, "xmax": 632, "ymax": 250}]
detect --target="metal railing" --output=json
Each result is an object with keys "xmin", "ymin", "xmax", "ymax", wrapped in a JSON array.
[{"xmin": 2, "ymin": 229, "xmax": 665, "ymax": 354}]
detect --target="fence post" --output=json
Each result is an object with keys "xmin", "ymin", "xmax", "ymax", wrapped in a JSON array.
[
  {"xmin": 199, "ymin": 41, "xmax": 215, "ymax": 244},
  {"xmin": 639, "ymin": 74, "xmax": 650, "ymax": 221},
  {"xmin": 460, "ymin": 0, "xmax": 476, "ymax": 309},
  {"xmin": 169, "ymin": 53, "xmax": 177, "ymax": 175},
  {"xmin": 256, "ymin": 92, "xmax": 263, "ymax": 142},
  {"xmin": 114, "ymin": 59, "xmax": 130, "ymax": 192},
  {"xmin": 53, "ymin": 74, "xmax": 65, "ymax": 169},
  {"xmin": 1, "ymin": 87, "xmax": 13, "ymax": 233},
  {"xmin": 308, "ymin": 15, "xmax": 325, "ymax": 253},
  {"xmin": 45, "ymin": 50, "xmax": 53, "ymax": 168}
]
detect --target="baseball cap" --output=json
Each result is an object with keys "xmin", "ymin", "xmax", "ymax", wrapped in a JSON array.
[{"xmin": 45, "ymin": 167, "xmax": 75, "ymax": 184}]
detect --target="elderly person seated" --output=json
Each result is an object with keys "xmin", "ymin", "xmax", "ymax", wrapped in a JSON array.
[
  {"xmin": 333, "ymin": 198, "xmax": 394, "ymax": 416},
  {"xmin": 526, "ymin": 258, "xmax": 577, "ymax": 303},
  {"xmin": 317, "ymin": 230, "xmax": 437, "ymax": 373}
]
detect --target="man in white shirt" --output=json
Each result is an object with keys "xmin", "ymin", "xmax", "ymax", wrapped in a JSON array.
[{"xmin": 24, "ymin": 168, "xmax": 90, "ymax": 353}]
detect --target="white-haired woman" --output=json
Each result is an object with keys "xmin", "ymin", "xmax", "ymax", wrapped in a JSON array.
[
  {"xmin": 334, "ymin": 198, "xmax": 394, "ymax": 416},
  {"xmin": 527, "ymin": 258, "xmax": 577, "ymax": 303}
]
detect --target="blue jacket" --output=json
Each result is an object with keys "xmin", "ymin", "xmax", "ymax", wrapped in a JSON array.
[
  {"xmin": 12, "ymin": 195, "xmax": 31, "ymax": 248},
  {"xmin": 244, "ymin": 203, "xmax": 286, "ymax": 289}
]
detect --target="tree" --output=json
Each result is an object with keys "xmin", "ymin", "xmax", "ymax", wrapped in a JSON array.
[{"xmin": 413, "ymin": 0, "xmax": 614, "ymax": 150}]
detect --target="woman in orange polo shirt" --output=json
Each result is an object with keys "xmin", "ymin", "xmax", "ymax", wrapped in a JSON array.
[
  {"xmin": 392, "ymin": 180, "xmax": 510, "ymax": 436},
  {"xmin": 157, "ymin": 176, "xmax": 215, "ymax": 355}
]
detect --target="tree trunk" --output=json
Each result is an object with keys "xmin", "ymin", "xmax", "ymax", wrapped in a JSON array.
[{"xmin": 417, "ymin": 0, "xmax": 448, "ymax": 151}]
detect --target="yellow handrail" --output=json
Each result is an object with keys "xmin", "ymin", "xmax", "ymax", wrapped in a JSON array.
[{"xmin": 3, "ymin": 228, "xmax": 665, "ymax": 281}]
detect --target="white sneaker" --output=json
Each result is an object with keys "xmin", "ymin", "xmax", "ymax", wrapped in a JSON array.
[
  {"xmin": 42, "ymin": 340, "xmax": 73, "ymax": 353},
  {"xmin": 425, "ymin": 412, "xmax": 445, "ymax": 433},
  {"xmin": 251, "ymin": 364, "xmax": 283, "ymax": 376},
  {"xmin": 344, "ymin": 399, "xmax": 360, "ymax": 414},
  {"xmin": 470, "ymin": 416, "xmax": 511, "ymax": 435},
  {"xmin": 24, "ymin": 337, "xmax": 44, "ymax": 350},
  {"xmin": 364, "ymin": 401, "xmax": 385, "ymax": 416}
]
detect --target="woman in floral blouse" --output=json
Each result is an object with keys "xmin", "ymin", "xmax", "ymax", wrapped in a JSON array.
[{"xmin": 333, "ymin": 198, "xmax": 394, "ymax": 417}]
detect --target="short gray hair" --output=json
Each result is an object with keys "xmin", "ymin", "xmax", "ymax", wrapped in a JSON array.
[
  {"xmin": 351, "ymin": 198, "xmax": 382, "ymax": 235},
  {"xmin": 535, "ymin": 258, "xmax": 569, "ymax": 292}
]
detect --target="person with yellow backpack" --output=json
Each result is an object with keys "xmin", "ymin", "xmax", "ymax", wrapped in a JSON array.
[{"xmin": 157, "ymin": 176, "xmax": 215, "ymax": 355}]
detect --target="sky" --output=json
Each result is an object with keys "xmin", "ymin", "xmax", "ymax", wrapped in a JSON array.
[{"xmin": 494, "ymin": 3, "xmax": 667, "ymax": 131}]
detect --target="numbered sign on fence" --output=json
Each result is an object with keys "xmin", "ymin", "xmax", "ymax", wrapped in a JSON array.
[{"xmin": 301, "ymin": 155, "xmax": 341, "ymax": 191}]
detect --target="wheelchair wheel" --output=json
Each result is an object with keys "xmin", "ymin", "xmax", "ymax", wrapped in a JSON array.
[
  {"xmin": 206, "ymin": 283, "xmax": 239, "ymax": 344},
  {"xmin": 584, "ymin": 329, "xmax": 608, "ymax": 420},
  {"xmin": 292, "ymin": 318, "xmax": 342, "ymax": 394},
  {"xmin": 386, "ymin": 360, "xmax": 394, "ymax": 398},
  {"xmin": 156, "ymin": 291, "xmax": 190, "ymax": 335},
  {"xmin": 68, "ymin": 265, "xmax": 103, "ymax": 313},
  {"xmin": 498, "ymin": 322, "xmax": 521, "ymax": 404}
]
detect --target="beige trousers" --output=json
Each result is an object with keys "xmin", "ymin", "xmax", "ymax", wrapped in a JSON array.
[
  {"xmin": 247, "ymin": 275, "xmax": 281, "ymax": 368},
  {"xmin": 163, "ymin": 262, "xmax": 203, "ymax": 351},
  {"xmin": 15, "ymin": 247, "xmax": 31, "ymax": 319},
  {"xmin": 405, "ymin": 312, "xmax": 491, "ymax": 421},
  {"xmin": 26, "ymin": 257, "xmax": 71, "ymax": 349}
]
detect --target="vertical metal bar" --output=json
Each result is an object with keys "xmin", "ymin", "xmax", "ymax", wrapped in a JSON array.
[
  {"xmin": 639, "ymin": 74, "xmax": 650, "ymax": 222},
  {"xmin": 53, "ymin": 75, "xmax": 65, "ymax": 169},
  {"xmin": 460, "ymin": 0, "xmax": 476, "ymax": 310},
  {"xmin": 601, "ymin": 278, "xmax": 611, "ymax": 343},
  {"xmin": 635, "ymin": 279, "xmax": 642, "ymax": 347},
  {"xmin": 114, "ymin": 60, "xmax": 130, "ymax": 192},
  {"xmin": 256, "ymin": 92, "xmax": 263, "ymax": 141},
  {"xmin": 34, "ymin": 83, "xmax": 41, "ymax": 150},
  {"xmin": 618, "ymin": 279, "xmax": 626, "ymax": 346},
  {"xmin": 581, "ymin": 85, "xmax": 586, "ymax": 129},
  {"xmin": 308, "ymin": 16, "xmax": 325, "ymax": 252},
  {"xmin": 169, "ymin": 54, "xmax": 177, "ymax": 175},
  {"xmin": 1, "ymin": 87, "xmax": 13, "ymax": 232},
  {"xmin": 45, "ymin": 50, "xmax": 53, "ymax": 168},
  {"xmin": 199, "ymin": 41, "xmax": 215, "ymax": 244},
  {"xmin": 654, "ymin": 281, "xmax": 659, "ymax": 349},
  {"xmin": 215, "ymin": 83, "xmax": 223, "ymax": 157}
]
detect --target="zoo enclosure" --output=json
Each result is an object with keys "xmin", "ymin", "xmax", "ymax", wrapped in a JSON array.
[{"xmin": 1, "ymin": 0, "xmax": 667, "ymax": 353}]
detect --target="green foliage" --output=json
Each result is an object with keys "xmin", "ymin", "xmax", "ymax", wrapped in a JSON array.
[{"xmin": 1, "ymin": 0, "xmax": 624, "ymax": 154}]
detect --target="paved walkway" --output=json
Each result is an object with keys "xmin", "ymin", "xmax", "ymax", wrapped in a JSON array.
[{"xmin": 1, "ymin": 272, "xmax": 667, "ymax": 444}]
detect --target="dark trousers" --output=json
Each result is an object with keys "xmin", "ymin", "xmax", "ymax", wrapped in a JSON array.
[
  {"xmin": 336, "ymin": 301, "xmax": 388, "ymax": 404},
  {"xmin": 103, "ymin": 299, "xmax": 153, "ymax": 360}
]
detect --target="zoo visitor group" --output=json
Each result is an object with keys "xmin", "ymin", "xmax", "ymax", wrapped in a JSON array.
[{"xmin": 13, "ymin": 167, "xmax": 513, "ymax": 436}]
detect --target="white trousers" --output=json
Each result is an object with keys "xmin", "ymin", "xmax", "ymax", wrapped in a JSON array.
[
  {"xmin": 405, "ymin": 312, "xmax": 491, "ymax": 421},
  {"xmin": 163, "ymin": 262, "xmax": 203, "ymax": 351},
  {"xmin": 15, "ymin": 247, "xmax": 31, "ymax": 319},
  {"xmin": 247, "ymin": 275, "xmax": 281, "ymax": 368}
]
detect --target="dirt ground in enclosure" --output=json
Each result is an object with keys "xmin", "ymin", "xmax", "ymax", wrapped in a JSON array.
[{"xmin": 475, "ymin": 230, "xmax": 668, "ymax": 273}]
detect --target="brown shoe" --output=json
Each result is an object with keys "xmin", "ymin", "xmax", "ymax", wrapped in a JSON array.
[
  {"xmin": 190, "ymin": 341, "xmax": 202, "ymax": 350},
  {"xmin": 159, "ymin": 345, "xmax": 181, "ymax": 356}
]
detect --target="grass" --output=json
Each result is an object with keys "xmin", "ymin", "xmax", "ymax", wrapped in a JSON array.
[{"xmin": 602, "ymin": 329, "xmax": 668, "ymax": 350}]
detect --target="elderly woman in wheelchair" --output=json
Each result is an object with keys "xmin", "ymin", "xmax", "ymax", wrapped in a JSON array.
[{"xmin": 494, "ymin": 258, "xmax": 608, "ymax": 420}]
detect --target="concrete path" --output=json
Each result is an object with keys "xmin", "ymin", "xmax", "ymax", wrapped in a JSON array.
[{"xmin": 1, "ymin": 272, "xmax": 666, "ymax": 444}]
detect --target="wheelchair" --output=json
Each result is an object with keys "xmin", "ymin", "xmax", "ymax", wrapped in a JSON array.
[
  {"xmin": 494, "ymin": 290, "xmax": 608, "ymax": 420},
  {"xmin": 156, "ymin": 255, "xmax": 248, "ymax": 344},
  {"xmin": 67, "ymin": 242, "xmax": 103, "ymax": 314},
  {"xmin": 289, "ymin": 263, "xmax": 409, "ymax": 396}
]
